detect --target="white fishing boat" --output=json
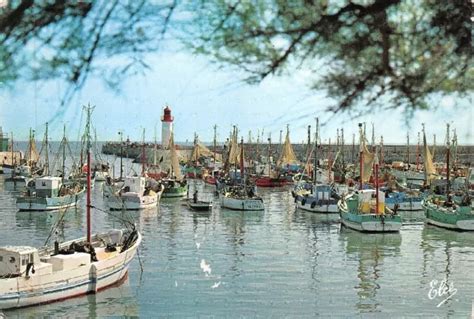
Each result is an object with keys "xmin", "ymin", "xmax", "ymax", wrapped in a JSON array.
[
  {"xmin": 16, "ymin": 177, "xmax": 84, "ymax": 211},
  {"xmin": 220, "ymin": 186, "xmax": 264, "ymax": 211},
  {"xmin": 0, "ymin": 229, "xmax": 141, "ymax": 310},
  {"xmin": 106, "ymin": 176, "xmax": 163, "ymax": 210},
  {"xmin": 294, "ymin": 119, "xmax": 340, "ymax": 213},
  {"xmin": 296, "ymin": 184, "xmax": 340, "ymax": 213},
  {"xmin": 220, "ymin": 133, "xmax": 265, "ymax": 211},
  {"xmin": 0, "ymin": 105, "xmax": 142, "ymax": 310}
]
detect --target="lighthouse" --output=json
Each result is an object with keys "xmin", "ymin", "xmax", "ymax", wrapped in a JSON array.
[{"xmin": 161, "ymin": 106, "xmax": 174, "ymax": 149}]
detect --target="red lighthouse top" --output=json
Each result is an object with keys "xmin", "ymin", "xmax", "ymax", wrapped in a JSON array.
[{"xmin": 161, "ymin": 106, "xmax": 174, "ymax": 122}]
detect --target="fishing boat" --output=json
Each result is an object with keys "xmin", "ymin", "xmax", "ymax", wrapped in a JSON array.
[
  {"xmin": 220, "ymin": 185, "xmax": 264, "ymax": 211},
  {"xmin": 106, "ymin": 129, "xmax": 163, "ymax": 210},
  {"xmin": 296, "ymin": 184, "xmax": 340, "ymax": 213},
  {"xmin": 338, "ymin": 124, "xmax": 401, "ymax": 233},
  {"xmin": 294, "ymin": 119, "xmax": 340, "ymax": 213},
  {"xmin": 220, "ymin": 135, "xmax": 265, "ymax": 211},
  {"xmin": 255, "ymin": 130, "xmax": 289, "ymax": 187},
  {"xmin": 383, "ymin": 190, "xmax": 424, "ymax": 211},
  {"xmin": 187, "ymin": 190, "xmax": 212, "ymax": 211},
  {"xmin": 5, "ymin": 129, "xmax": 40, "ymax": 192},
  {"xmin": 16, "ymin": 177, "xmax": 84, "ymax": 211},
  {"xmin": 0, "ymin": 105, "xmax": 142, "ymax": 310},
  {"xmin": 422, "ymin": 124, "xmax": 474, "ymax": 231},
  {"xmin": 161, "ymin": 178, "xmax": 187, "ymax": 198},
  {"xmin": 187, "ymin": 200, "xmax": 213, "ymax": 211},
  {"xmin": 161, "ymin": 133, "xmax": 187, "ymax": 198},
  {"xmin": 423, "ymin": 196, "xmax": 474, "ymax": 231},
  {"xmin": 106, "ymin": 176, "xmax": 162, "ymax": 210}
]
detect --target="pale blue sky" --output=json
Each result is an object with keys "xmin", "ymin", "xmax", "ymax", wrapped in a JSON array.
[{"xmin": 1, "ymin": 50, "xmax": 472, "ymax": 145}]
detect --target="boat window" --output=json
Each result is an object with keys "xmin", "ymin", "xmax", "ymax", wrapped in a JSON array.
[
  {"xmin": 10, "ymin": 256, "xmax": 15, "ymax": 263},
  {"xmin": 0, "ymin": 256, "xmax": 3, "ymax": 262}
]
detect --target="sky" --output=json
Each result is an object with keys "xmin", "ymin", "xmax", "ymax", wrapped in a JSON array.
[{"xmin": 0, "ymin": 49, "xmax": 472, "ymax": 145}]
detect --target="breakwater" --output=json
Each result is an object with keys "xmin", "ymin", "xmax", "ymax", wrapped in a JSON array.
[{"xmin": 102, "ymin": 142, "xmax": 473, "ymax": 165}]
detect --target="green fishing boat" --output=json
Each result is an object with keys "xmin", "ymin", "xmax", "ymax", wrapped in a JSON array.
[
  {"xmin": 161, "ymin": 133, "xmax": 187, "ymax": 198},
  {"xmin": 339, "ymin": 190, "xmax": 402, "ymax": 232},
  {"xmin": 422, "ymin": 124, "xmax": 474, "ymax": 231},
  {"xmin": 423, "ymin": 198, "xmax": 474, "ymax": 231},
  {"xmin": 339, "ymin": 123, "xmax": 401, "ymax": 233}
]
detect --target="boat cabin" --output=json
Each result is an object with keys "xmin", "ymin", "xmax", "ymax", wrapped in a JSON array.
[
  {"xmin": 35, "ymin": 176, "xmax": 62, "ymax": 197},
  {"xmin": 0, "ymin": 246, "xmax": 39, "ymax": 277},
  {"xmin": 355, "ymin": 189, "xmax": 386, "ymax": 213},
  {"xmin": 123, "ymin": 176, "xmax": 146, "ymax": 193},
  {"xmin": 312, "ymin": 184, "xmax": 332, "ymax": 200}
]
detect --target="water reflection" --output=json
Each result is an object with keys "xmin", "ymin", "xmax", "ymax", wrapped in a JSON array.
[{"xmin": 341, "ymin": 229, "xmax": 402, "ymax": 314}]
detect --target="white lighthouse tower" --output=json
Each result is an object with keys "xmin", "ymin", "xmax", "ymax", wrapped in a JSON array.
[{"xmin": 161, "ymin": 105, "xmax": 174, "ymax": 149}]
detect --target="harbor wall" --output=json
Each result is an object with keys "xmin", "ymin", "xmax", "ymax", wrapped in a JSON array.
[{"xmin": 102, "ymin": 142, "xmax": 474, "ymax": 165}]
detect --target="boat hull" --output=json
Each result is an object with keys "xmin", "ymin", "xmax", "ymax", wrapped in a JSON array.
[
  {"xmin": 386, "ymin": 200, "xmax": 423, "ymax": 211},
  {"xmin": 255, "ymin": 177, "xmax": 287, "ymax": 187},
  {"xmin": 295, "ymin": 198, "xmax": 339, "ymax": 213},
  {"xmin": 0, "ymin": 231, "xmax": 141, "ymax": 310},
  {"xmin": 16, "ymin": 192, "xmax": 83, "ymax": 211},
  {"xmin": 107, "ymin": 193, "xmax": 159, "ymax": 210},
  {"xmin": 424, "ymin": 203, "xmax": 474, "ymax": 231},
  {"xmin": 340, "ymin": 211, "xmax": 402, "ymax": 232},
  {"xmin": 220, "ymin": 196, "xmax": 264, "ymax": 211},
  {"xmin": 187, "ymin": 201, "xmax": 213, "ymax": 211},
  {"xmin": 161, "ymin": 186, "xmax": 187, "ymax": 198}
]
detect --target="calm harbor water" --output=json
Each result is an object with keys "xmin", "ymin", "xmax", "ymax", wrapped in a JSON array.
[{"xmin": 0, "ymin": 150, "xmax": 473, "ymax": 317}]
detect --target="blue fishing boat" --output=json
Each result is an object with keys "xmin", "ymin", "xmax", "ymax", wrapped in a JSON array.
[{"xmin": 384, "ymin": 190, "xmax": 423, "ymax": 211}]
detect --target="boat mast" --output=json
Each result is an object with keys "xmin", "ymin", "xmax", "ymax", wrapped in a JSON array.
[
  {"xmin": 380, "ymin": 135, "xmax": 384, "ymax": 167},
  {"xmin": 28, "ymin": 128, "xmax": 32, "ymax": 166},
  {"xmin": 432, "ymin": 134, "xmax": 436, "ymax": 160},
  {"xmin": 359, "ymin": 123, "xmax": 363, "ymax": 190},
  {"xmin": 446, "ymin": 123, "xmax": 450, "ymax": 194},
  {"xmin": 240, "ymin": 137, "xmax": 245, "ymax": 185},
  {"xmin": 416, "ymin": 132, "xmax": 420, "ymax": 171},
  {"xmin": 452, "ymin": 128, "xmax": 457, "ymax": 172},
  {"xmin": 119, "ymin": 131, "xmax": 123, "ymax": 180},
  {"xmin": 62, "ymin": 125, "xmax": 66, "ymax": 182},
  {"xmin": 84, "ymin": 104, "xmax": 94, "ymax": 243},
  {"xmin": 406, "ymin": 132, "xmax": 409, "ymax": 168},
  {"xmin": 10, "ymin": 132, "xmax": 14, "ymax": 169},
  {"xmin": 45, "ymin": 122, "xmax": 49, "ymax": 176},
  {"xmin": 341, "ymin": 128, "xmax": 345, "ymax": 170},
  {"xmin": 371, "ymin": 123, "xmax": 375, "ymax": 151},
  {"xmin": 328, "ymin": 137, "xmax": 332, "ymax": 183},
  {"xmin": 141, "ymin": 128, "xmax": 146, "ymax": 177},
  {"xmin": 351, "ymin": 133, "xmax": 355, "ymax": 165},
  {"xmin": 213, "ymin": 124, "xmax": 217, "ymax": 172},
  {"xmin": 153, "ymin": 124, "xmax": 157, "ymax": 166},
  {"xmin": 267, "ymin": 133, "xmax": 271, "ymax": 176},
  {"xmin": 313, "ymin": 117, "xmax": 319, "ymax": 184},
  {"xmin": 375, "ymin": 146, "xmax": 380, "ymax": 215},
  {"xmin": 307, "ymin": 125, "xmax": 311, "ymax": 161}
]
